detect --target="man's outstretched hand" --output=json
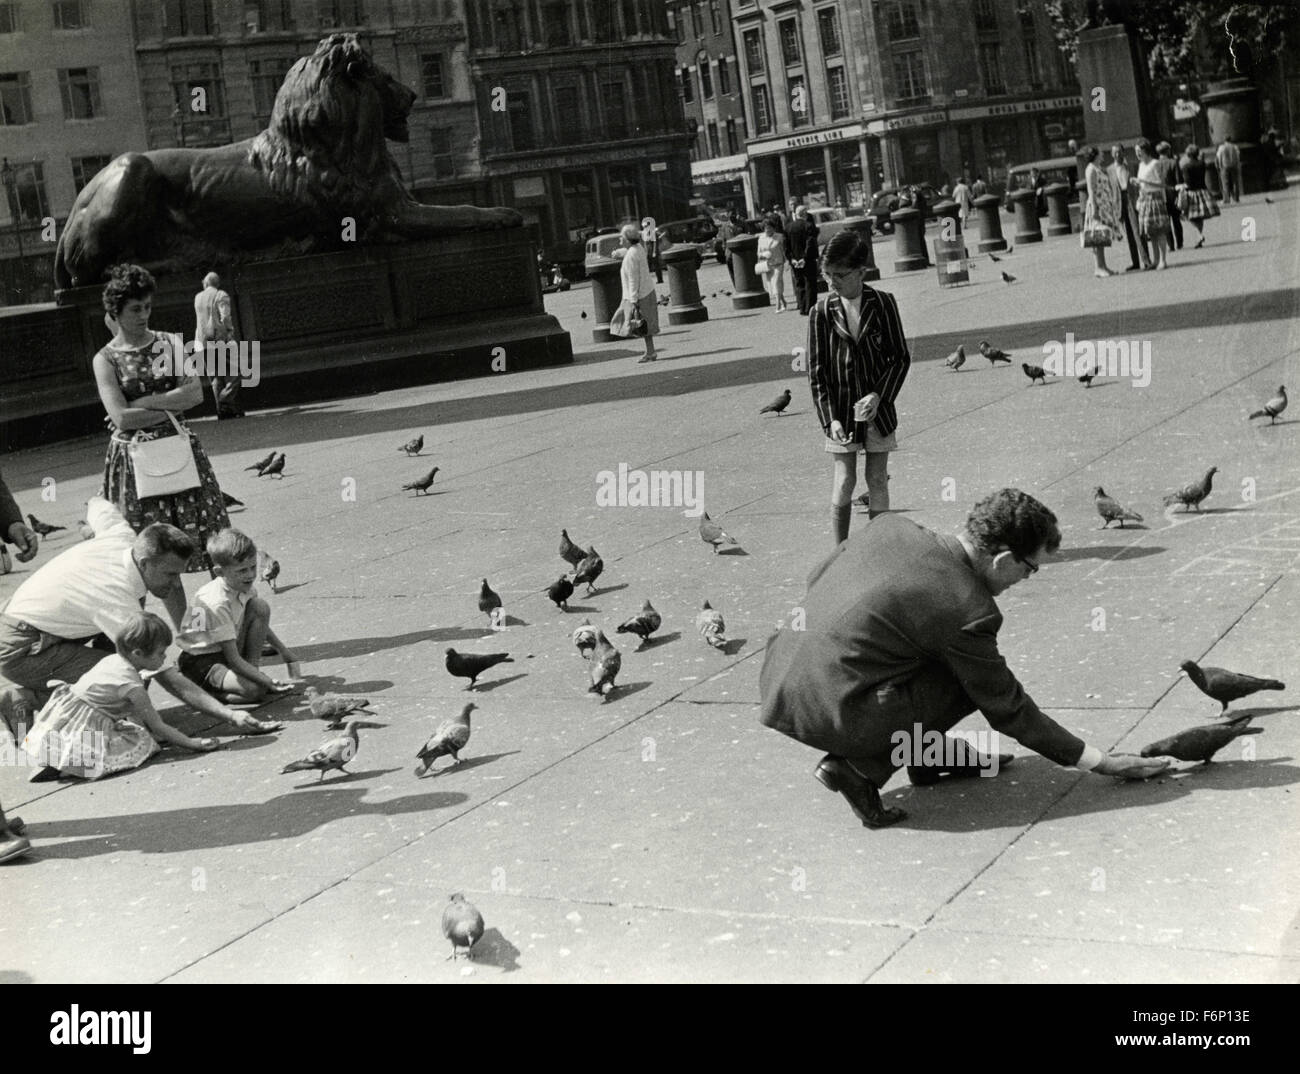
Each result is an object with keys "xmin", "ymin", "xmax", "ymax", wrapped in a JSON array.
[
  {"xmin": 1095, "ymin": 753, "xmax": 1170, "ymax": 779},
  {"xmin": 6, "ymin": 522, "xmax": 38, "ymax": 562}
]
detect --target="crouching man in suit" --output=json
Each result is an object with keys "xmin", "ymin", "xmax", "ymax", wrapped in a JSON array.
[{"xmin": 759, "ymin": 488, "xmax": 1167, "ymax": 828}]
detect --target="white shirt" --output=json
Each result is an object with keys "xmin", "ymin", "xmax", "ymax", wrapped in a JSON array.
[
  {"xmin": 177, "ymin": 577, "xmax": 252, "ymax": 655},
  {"xmin": 841, "ymin": 292, "xmax": 864, "ymax": 338},
  {"xmin": 953, "ymin": 182, "xmax": 971, "ymax": 213},
  {"xmin": 620, "ymin": 242, "xmax": 655, "ymax": 302},
  {"xmin": 2, "ymin": 496, "xmax": 149, "ymax": 640}
]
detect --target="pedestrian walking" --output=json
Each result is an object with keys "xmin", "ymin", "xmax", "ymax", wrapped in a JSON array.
[
  {"xmin": 609, "ymin": 224, "xmax": 659, "ymax": 363},
  {"xmin": 1176, "ymin": 144, "xmax": 1219, "ymax": 248},
  {"xmin": 1215, "ymin": 136, "xmax": 1242, "ymax": 203},
  {"xmin": 1134, "ymin": 140, "xmax": 1172, "ymax": 270},
  {"xmin": 786, "ymin": 205, "xmax": 820, "ymax": 316},
  {"xmin": 194, "ymin": 272, "xmax": 243, "ymax": 419},
  {"xmin": 1108, "ymin": 143, "xmax": 1151, "ymax": 271},
  {"xmin": 1081, "ymin": 146, "xmax": 1122, "ymax": 277},
  {"xmin": 971, "ymin": 175, "xmax": 988, "ymax": 198},
  {"xmin": 952, "ymin": 175, "xmax": 972, "ymax": 232},
  {"xmin": 755, "ymin": 215, "xmax": 789, "ymax": 312},
  {"xmin": 808, "ymin": 230, "xmax": 911, "ymax": 547},
  {"xmin": 93, "ymin": 264, "xmax": 230, "ymax": 573},
  {"xmin": 641, "ymin": 216, "xmax": 663, "ymax": 284},
  {"xmin": 1261, "ymin": 129, "xmax": 1287, "ymax": 190},
  {"xmin": 1156, "ymin": 142, "xmax": 1184, "ymax": 249}
]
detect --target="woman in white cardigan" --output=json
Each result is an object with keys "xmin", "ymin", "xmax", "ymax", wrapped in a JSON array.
[{"xmin": 614, "ymin": 224, "xmax": 660, "ymax": 362}]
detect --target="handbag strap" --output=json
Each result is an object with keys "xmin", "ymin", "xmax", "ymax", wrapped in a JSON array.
[{"xmin": 132, "ymin": 410, "xmax": 188, "ymax": 443}]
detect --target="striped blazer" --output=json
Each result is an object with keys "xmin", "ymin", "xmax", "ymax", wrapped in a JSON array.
[{"xmin": 807, "ymin": 286, "xmax": 911, "ymax": 441}]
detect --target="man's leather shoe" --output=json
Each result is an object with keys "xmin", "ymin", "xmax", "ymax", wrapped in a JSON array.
[{"xmin": 815, "ymin": 756, "xmax": 907, "ymax": 828}]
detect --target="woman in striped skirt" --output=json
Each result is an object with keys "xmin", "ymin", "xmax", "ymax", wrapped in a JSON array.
[
  {"xmin": 1134, "ymin": 140, "xmax": 1171, "ymax": 270},
  {"xmin": 1177, "ymin": 144, "xmax": 1219, "ymax": 249}
]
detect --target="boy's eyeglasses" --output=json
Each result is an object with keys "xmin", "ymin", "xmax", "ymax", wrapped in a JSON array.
[{"xmin": 823, "ymin": 267, "xmax": 865, "ymax": 284}]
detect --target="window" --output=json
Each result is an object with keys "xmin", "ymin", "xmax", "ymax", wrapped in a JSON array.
[
  {"xmin": 58, "ymin": 67, "xmax": 101, "ymax": 119},
  {"xmin": 827, "ymin": 65, "xmax": 850, "ymax": 119},
  {"xmin": 171, "ymin": 62, "xmax": 226, "ymax": 118},
  {"xmin": 817, "ymin": 7, "xmax": 842, "ymax": 57},
  {"xmin": 709, "ymin": 0, "xmax": 721, "ymax": 34},
  {"xmin": 742, "ymin": 28, "xmax": 763, "ymax": 75},
  {"xmin": 893, "ymin": 50, "xmax": 927, "ymax": 99},
  {"xmin": 679, "ymin": 66, "xmax": 693, "ymax": 102},
  {"xmin": 561, "ymin": 168, "xmax": 594, "ymax": 240},
  {"xmin": 707, "ymin": 120, "xmax": 721, "ymax": 156},
  {"xmin": 493, "ymin": 4, "xmax": 523, "ymax": 50},
  {"xmin": 419, "ymin": 53, "xmax": 446, "ymax": 99},
  {"xmin": 752, "ymin": 82, "xmax": 772, "ymax": 133},
  {"xmin": 554, "ymin": 84, "xmax": 581, "ymax": 143},
  {"xmin": 507, "ymin": 89, "xmax": 535, "ymax": 149},
  {"xmin": 53, "ymin": 0, "xmax": 85, "ymax": 28},
  {"xmin": 788, "ymin": 74, "xmax": 809, "ymax": 127},
  {"xmin": 592, "ymin": 1, "xmax": 613, "ymax": 41},
  {"xmin": 669, "ymin": 7, "xmax": 683, "ymax": 42},
  {"xmin": 979, "ymin": 42, "xmax": 1004, "ymax": 93},
  {"xmin": 973, "ymin": 0, "xmax": 997, "ymax": 32},
  {"xmin": 0, "ymin": 3, "xmax": 18, "ymax": 32},
  {"xmin": 603, "ymin": 79, "xmax": 629, "ymax": 139},
  {"xmin": 726, "ymin": 116, "xmax": 738, "ymax": 153},
  {"xmin": 678, "ymin": 3, "xmax": 690, "ymax": 38},
  {"xmin": 244, "ymin": 1, "xmax": 295, "ymax": 32},
  {"xmin": 778, "ymin": 19, "xmax": 800, "ymax": 66},
  {"xmin": 698, "ymin": 53, "xmax": 713, "ymax": 99},
  {"xmin": 321, "ymin": 0, "xmax": 365, "ymax": 26},
  {"xmin": 886, "ymin": 1, "xmax": 919, "ymax": 40},
  {"xmin": 430, "ymin": 127, "xmax": 454, "ymax": 178},
  {"xmin": 544, "ymin": 1, "xmax": 572, "ymax": 46},
  {"xmin": 71, "ymin": 153, "xmax": 110, "ymax": 193},
  {"xmin": 717, "ymin": 55, "xmax": 730, "ymax": 94},
  {"xmin": 2, "ymin": 160, "xmax": 47, "ymax": 222},
  {"xmin": 250, "ymin": 57, "xmax": 293, "ymax": 116},
  {"xmin": 0, "ymin": 71, "xmax": 33, "ymax": 124},
  {"xmin": 161, "ymin": 0, "xmax": 214, "ymax": 35},
  {"xmin": 1023, "ymin": 36, "xmax": 1042, "ymax": 87},
  {"xmin": 620, "ymin": 0, "xmax": 637, "ymax": 35}
]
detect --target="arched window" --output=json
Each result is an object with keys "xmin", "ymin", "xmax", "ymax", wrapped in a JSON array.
[{"xmin": 697, "ymin": 51, "xmax": 713, "ymax": 99}]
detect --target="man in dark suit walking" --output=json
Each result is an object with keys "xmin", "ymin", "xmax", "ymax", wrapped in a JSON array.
[
  {"xmin": 760, "ymin": 489, "xmax": 1167, "ymax": 828},
  {"xmin": 785, "ymin": 205, "xmax": 820, "ymax": 315}
]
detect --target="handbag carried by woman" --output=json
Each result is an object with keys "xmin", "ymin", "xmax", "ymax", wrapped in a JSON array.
[{"xmin": 126, "ymin": 409, "xmax": 201, "ymax": 498}]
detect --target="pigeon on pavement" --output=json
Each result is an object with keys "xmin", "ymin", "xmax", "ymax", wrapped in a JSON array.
[
  {"xmin": 988, "ymin": 252, "xmax": 1002, "ymax": 262},
  {"xmin": 445, "ymin": 648, "xmax": 513, "ymax": 688},
  {"xmin": 697, "ymin": 600, "xmax": 727, "ymax": 650},
  {"xmin": 400, "ymin": 435, "xmax": 424, "ymax": 456},
  {"xmin": 416, "ymin": 703, "xmax": 474, "ymax": 775},
  {"xmin": 1022, "ymin": 363, "xmax": 1047, "ymax": 385},
  {"xmin": 281, "ymin": 720, "xmax": 382, "ymax": 781},
  {"xmin": 558, "ymin": 529, "xmax": 587, "ymax": 568},
  {"xmin": 1179, "ymin": 659, "xmax": 1285, "ymax": 713},
  {"xmin": 616, "ymin": 599, "xmax": 662, "ymax": 646},
  {"xmin": 259, "ymin": 552, "xmax": 280, "ymax": 592},
  {"xmin": 478, "ymin": 578, "xmax": 503, "ymax": 621},
  {"xmin": 699, "ymin": 512, "xmax": 737, "ymax": 553},
  {"xmin": 944, "ymin": 344, "xmax": 966, "ymax": 370},
  {"xmin": 1163, "ymin": 467, "xmax": 1217, "ymax": 511},
  {"xmin": 1001, "ymin": 270, "xmax": 1017, "ymax": 284},
  {"xmin": 572, "ymin": 547, "xmax": 604, "ymax": 594},
  {"xmin": 304, "ymin": 686, "xmax": 375, "ymax": 727},
  {"xmin": 760, "ymin": 389, "xmax": 792, "ymax": 415},
  {"xmin": 1093, "ymin": 487, "xmax": 1143, "ymax": 528},
  {"xmin": 572, "ymin": 619, "xmax": 599, "ymax": 657},
  {"xmin": 26, "ymin": 515, "xmax": 65, "ymax": 536},
  {"xmin": 244, "ymin": 451, "xmax": 276, "ymax": 473},
  {"xmin": 588, "ymin": 631, "xmax": 621, "ymax": 699},
  {"xmin": 547, "ymin": 575, "xmax": 574, "ymax": 610},
  {"xmin": 403, "ymin": 467, "xmax": 440, "ymax": 495},
  {"xmin": 442, "ymin": 893, "xmax": 485, "ymax": 960},
  {"xmin": 1140, "ymin": 715, "xmax": 1262, "ymax": 764},
  {"xmin": 979, "ymin": 340, "xmax": 1011, "ymax": 365},
  {"xmin": 1248, "ymin": 385, "xmax": 1287, "ymax": 424},
  {"xmin": 260, "ymin": 453, "xmax": 286, "ymax": 478}
]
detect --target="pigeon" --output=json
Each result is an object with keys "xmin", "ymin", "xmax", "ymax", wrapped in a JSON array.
[
  {"xmin": 616, "ymin": 599, "xmax": 661, "ymax": 646},
  {"xmin": 260, "ymin": 453, "xmax": 286, "ymax": 478},
  {"xmin": 26, "ymin": 515, "xmax": 65, "ymax": 536},
  {"xmin": 1006, "ymin": 243, "xmax": 1014, "ymax": 254},
  {"xmin": 1093, "ymin": 487, "xmax": 1143, "ymax": 528},
  {"xmin": 1179, "ymin": 660, "xmax": 1285, "ymax": 714},
  {"xmin": 244, "ymin": 451, "xmax": 276, "ymax": 473},
  {"xmin": 1077, "ymin": 362, "xmax": 1095, "ymax": 387},
  {"xmin": 400, "ymin": 434, "xmax": 424, "ymax": 456},
  {"xmin": 403, "ymin": 467, "xmax": 440, "ymax": 495},
  {"xmin": 1140, "ymin": 715, "xmax": 1262, "ymax": 764},
  {"xmin": 1021, "ymin": 362, "xmax": 1047, "ymax": 385},
  {"xmin": 760, "ymin": 389, "xmax": 792, "ymax": 415},
  {"xmin": 558, "ymin": 529, "xmax": 587, "ymax": 568},
  {"xmin": 572, "ymin": 546, "xmax": 603, "ymax": 595},
  {"xmin": 658, "ymin": 293, "xmax": 670, "ymax": 306},
  {"xmin": 259, "ymin": 552, "xmax": 280, "ymax": 592},
  {"xmin": 547, "ymin": 575, "xmax": 574, "ymax": 610},
  {"xmin": 979, "ymin": 340, "xmax": 1011, "ymax": 364},
  {"xmin": 699, "ymin": 511, "xmax": 737, "ymax": 553},
  {"xmin": 441, "ymin": 893, "xmax": 485, "ymax": 960},
  {"xmin": 1264, "ymin": 196, "xmax": 1274, "ymax": 204},
  {"xmin": 415, "ymin": 703, "xmax": 474, "ymax": 775},
  {"xmin": 221, "ymin": 491, "xmax": 244, "ymax": 508},
  {"xmin": 580, "ymin": 310, "xmax": 587, "ymax": 319},
  {"xmin": 445, "ymin": 648, "xmax": 513, "ymax": 688},
  {"xmin": 1248, "ymin": 385, "xmax": 1287, "ymax": 424},
  {"xmin": 944, "ymin": 344, "xmax": 966, "ymax": 370},
  {"xmin": 281, "ymin": 720, "xmax": 382, "ymax": 781},
  {"xmin": 478, "ymin": 578, "xmax": 502, "ymax": 621},
  {"xmin": 988, "ymin": 252, "xmax": 1002, "ymax": 262},
  {"xmin": 1001, "ymin": 270, "xmax": 1016, "ymax": 284},
  {"xmin": 572, "ymin": 619, "xmax": 599, "ymax": 657},
  {"xmin": 588, "ymin": 631, "xmax": 621, "ymax": 699},
  {"xmin": 78, "ymin": 519, "xmax": 94, "ymax": 541},
  {"xmin": 304, "ymin": 686, "xmax": 375, "ymax": 727},
  {"xmin": 696, "ymin": 599, "xmax": 726, "ymax": 650},
  {"xmin": 1163, "ymin": 466, "xmax": 1217, "ymax": 511}
]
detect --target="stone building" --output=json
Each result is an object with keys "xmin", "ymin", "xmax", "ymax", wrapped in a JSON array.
[{"xmin": 0, "ymin": 0, "xmax": 148, "ymax": 303}]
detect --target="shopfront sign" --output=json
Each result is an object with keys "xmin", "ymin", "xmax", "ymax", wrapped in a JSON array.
[
  {"xmin": 748, "ymin": 123, "xmax": 864, "ymax": 157},
  {"xmin": 947, "ymin": 95, "xmax": 1083, "ymax": 123}
]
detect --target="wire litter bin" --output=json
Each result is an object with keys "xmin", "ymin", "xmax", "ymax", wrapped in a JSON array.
[{"xmin": 934, "ymin": 235, "xmax": 970, "ymax": 288}]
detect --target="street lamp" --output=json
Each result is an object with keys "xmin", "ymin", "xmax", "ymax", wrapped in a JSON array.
[{"xmin": 0, "ymin": 157, "xmax": 27, "ymax": 304}]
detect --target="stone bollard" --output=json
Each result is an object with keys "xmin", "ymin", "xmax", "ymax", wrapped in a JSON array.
[
  {"xmin": 584, "ymin": 255, "xmax": 624, "ymax": 343},
  {"xmin": 726, "ymin": 234, "xmax": 770, "ymax": 310},
  {"xmin": 972, "ymin": 193, "xmax": 1007, "ymax": 253},
  {"xmin": 1044, "ymin": 182, "xmax": 1072, "ymax": 236},
  {"xmin": 662, "ymin": 246, "xmax": 708, "ymax": 325},
  {"xmin": 1009, "ymin": 189, "xmax": 1043, "ymax": 244},
  {"xmin": 890, "ymin": 206, "xmax": 927, "ymax": 272},
  {"xmin": 843, "ymin": 218, "xmax": 880, "ymax": 281},
  {"xmin": 933, "ymin": 197, "xmax": 961, "ymax": 237}
]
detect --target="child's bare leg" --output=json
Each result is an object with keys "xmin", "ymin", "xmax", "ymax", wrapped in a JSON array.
[
  {"xmin": 239, "ymin": 597, "xmax": 271, "ymax": 670},
  {"xmin": 213, "ymin": 668, "xmax": 266, "ymax": 703},
  {"xmin": 831, "ymin": 453, "xmax": 857, "ymax": 544},
  {"xmin": 864, "ymin": 452, "xmax": 891, "ymax": 517}
]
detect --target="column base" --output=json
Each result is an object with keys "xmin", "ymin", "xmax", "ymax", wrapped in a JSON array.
[
  {"xmin": 668, "ymin": 305, "xmax": 709, "ymax": 325},
  {"xmin": 893, "ymin": 256, "xmax": 928, "ymax": 272},
  {"xmin": 977, "ymin": 237, "xmax": 1008, "ymax": 253},
  {"xmin": 731, "ymin": 290, "xmax": 771, "ymax": 310},
  {"xmin": 1046, "ymin": 223, "xmax": 1072, "ymax": 237},
  {"xmin": 1014, "ymin": 230, "xmax": 1044, "ymax": 243},
  {"xmin": 592, "ymin": 326, "xmax": 614, "ymax": 343}
]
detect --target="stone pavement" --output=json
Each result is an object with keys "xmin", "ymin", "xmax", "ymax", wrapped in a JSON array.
[{"xmin": 1, "ymin": 194, "xmax": 1297, "ymax": 983}]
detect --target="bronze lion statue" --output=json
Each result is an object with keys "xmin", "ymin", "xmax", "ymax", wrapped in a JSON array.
[{"xmin": 55, "ymin": 34, "xmax": 521, "ymax": 289}]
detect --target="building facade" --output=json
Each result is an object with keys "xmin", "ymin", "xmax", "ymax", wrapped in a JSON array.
[
  {"xmin": 668, "ymin": 0, "xmax": 752, "ymax": 217},
  {"xmin": 467, "ymin": 0, "xmax": 692, "ymax": 269},
  {"xmin": 0, "ymin": 0, "xmax": 148, "ymax": 303},
  {"xmin": 735, "ymin": 0, "xmax": 1085, "ymax": 212}
]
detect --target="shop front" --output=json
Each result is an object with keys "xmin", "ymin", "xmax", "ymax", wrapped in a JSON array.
[
  {"xmin": 747, "ymin": 122, "xmax": 867, "ymax": 214},
  {"xmin": 691, "ymin": 153, "xmax": 752, "ymax": 217}
]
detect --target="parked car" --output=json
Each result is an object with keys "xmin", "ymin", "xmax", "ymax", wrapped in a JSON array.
[
  {"xmin": 806, "ymin": 206, "xmax": 858, "ymax": 252},
  {"xmin": 865, "ymin": 184, "xmax": 942, "ymax": 233},
  {"xmin": 1002, "ymin": 157, "xmax": 1079, "ymax": 215}
]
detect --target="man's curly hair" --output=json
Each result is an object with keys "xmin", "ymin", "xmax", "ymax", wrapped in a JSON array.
[
  {"xmin": 965, "ymin": 489, "xmax": 1061, "ymax": 559},
  {"xmin": 101, "ymin": 263, "xmax": 156, "ymax": 317}
]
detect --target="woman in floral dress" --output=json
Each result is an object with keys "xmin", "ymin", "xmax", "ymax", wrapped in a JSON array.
[
  {"xmin": 1082, "ymin": 145, "xmax": 1123, "ymax": 277},
  {"xmin": 92, "ymin": 264, "xmax": 229, "ymax": 576}
]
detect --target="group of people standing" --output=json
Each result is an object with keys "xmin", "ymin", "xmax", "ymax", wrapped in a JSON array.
[{"xmin": 755, "ymin": 206, "xmax": 821, "ymax": 316}]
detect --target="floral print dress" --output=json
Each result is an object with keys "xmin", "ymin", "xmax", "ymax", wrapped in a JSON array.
[{"xmin": 99, "ymin": 336, "xmax": 229, "ymax": 572}]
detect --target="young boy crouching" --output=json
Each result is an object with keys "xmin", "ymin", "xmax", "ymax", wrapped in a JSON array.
[{"xmin": 177, "ymin": 529, "xmax": 300, "ymax": 703}]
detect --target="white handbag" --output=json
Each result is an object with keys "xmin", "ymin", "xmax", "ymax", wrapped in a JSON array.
[{"xmin": 127, "ymin": 410, "xmax": 201, "ymax": 498}]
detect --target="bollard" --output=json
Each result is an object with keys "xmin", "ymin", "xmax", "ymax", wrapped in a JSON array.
[
  {"xmin": 662, "ymin": 246, "xmax": 708, "ymax": 325},
  {"xmin": 843, "ymin": 218, "xmax": 880, "ymax": 281},
  {"xmin": 1044, "ymin": 182, "xmax": 1072, "ymax": 236},
  {"xmin": 1009, "ymin": 189, "xmax": 1043, "ymax": 244},
  {"xmin": 727, "ymin": 234, "xmax": 771, "ymax": 310},
  {"xmin": 933, "ymin": 197, "xmax": 961, "ymax": 237},
  {"xmin": 890, "ymin": 206, "xmax": 927, "ymax": 272},
  {"xmin": 972, "ymin": 193, "xmax": 1007, "ymax": 253},
  {"xmin": 584, "ymin": 255, "xmax": 624, "ymax": 343}
]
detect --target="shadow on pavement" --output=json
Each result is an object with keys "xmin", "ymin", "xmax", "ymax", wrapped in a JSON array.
[
  {"xmin": 1052, "ymin": 545, "xmax": 1166, "ymax": 562},
  {"xmin": 471, "ymin": 928, "xmax": 522, "ymax": 972},
  {"xmin": 293, "ymin": 628, "xmax": 488, "ymax": 662},
  {"xmin": 417, "ymin": 751, "xmax": 521, "ymax": 778}
]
